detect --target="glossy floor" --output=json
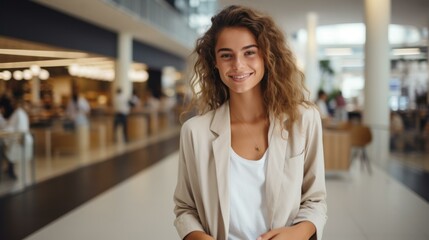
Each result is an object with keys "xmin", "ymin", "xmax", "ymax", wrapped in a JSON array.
[
  {"xmin": 20, "ymin": 154, "xmax": 429, "ymax": 240},
  {"xmin": 0, "ymin": 127, "xmax": 181, "ymax": 197},
  {"xmin": 1, "ymin": 127, "xmax": 428, "ymax": 240}
]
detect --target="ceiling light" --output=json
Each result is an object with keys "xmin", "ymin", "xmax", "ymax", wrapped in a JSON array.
[
  {"xmin": 13, "ymin": 70, "xmax": 23, "ymax": 80},
  {"xmin": 1, "ymin": 71, "xmax": 11, "ymax": 81},
  {"xmin": 392, "ymin": 48, "xmax": 420, "ymax": 56},
  {"xmin": 23, "ymin": 69, "xmax": 33, "ymax": 80},
  {"xmin": 341, "ymin": 59, "xmax": 364, "ymax": 68},
  {"xmin": 68, "ymin": 64, "xmax": 114, "ymax": 81},
  {"xmin": 129, "ymin": 70, "xmax": 149, "ymax": 82},
  {"xmin": 0, "ymin": 49, "xmax": 89, "ymax": 58},
  {"xmin": 0, "ymin": 57, "xmax": 111, "ymax": 69},
  {"xmin": 30, "ymin": 65, "xmax": 41, "ymax": 75},
  {"xmin": 39, "ymin": 69, "xmax": 50, "ymax": 80}
]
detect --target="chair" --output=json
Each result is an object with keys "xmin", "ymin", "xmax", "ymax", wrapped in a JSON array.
[{"xmin": 349, "ymin": 124, "xmax": 372, "ymax": 173}]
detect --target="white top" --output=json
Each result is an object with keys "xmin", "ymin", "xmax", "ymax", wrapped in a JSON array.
[
  {"xmin": 1, "ymin": 107, "xmax": 33, "ymax": 162},
  {"xmin": 129, "ymin": 95, "xmax": 141, "ymax": 108},
  {"xmin": 113, "ymin": 92, "xmax": 130, "ymax": 114},
  {"xmin": 66, "ymin": 96, "xmax": 90, "ymax": 126},
  {"xmin": 316, "ymin": 99, "xmax": 329, "ymax": 118},
  {"xmin": 2, "ymin": 107, "xmax": 30, "ymax": 132},
  {"xmin": 145, "ymin": 96, "xmax": 160, "ymax": 111},
  {"xmin": 229, "ymin": 147, "xmax": 269, "ymax": 240}
]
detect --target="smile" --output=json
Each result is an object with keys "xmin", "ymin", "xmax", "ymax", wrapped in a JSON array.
[{"xmin": 229, "ymin": 73, "xmax": 253, "ymax": 81}]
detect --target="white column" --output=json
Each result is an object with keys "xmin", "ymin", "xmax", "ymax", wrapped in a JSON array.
[
  {"xmin": 31, "ymin": 77, "xmax": 40, "ymax": 104},
  {"xmin": 305, "ymin": 12, "xmax": 320, "ymax": 101},
  {"xmin": 363, "ymin": 0, "xmax": 391, "ymax": 164},
  {"xmin": 115, "ymin": 33, "xmax": 133, "ymax": 98}
]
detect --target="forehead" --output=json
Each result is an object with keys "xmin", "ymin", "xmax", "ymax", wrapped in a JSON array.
[{"xmin": 215, "ymin": 27, "xmax": 257, "ymax": 50}]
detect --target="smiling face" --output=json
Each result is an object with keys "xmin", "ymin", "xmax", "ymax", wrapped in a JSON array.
[{"xmin": 214, "ymin": 27, "xmax": 265, "ymax": 96}]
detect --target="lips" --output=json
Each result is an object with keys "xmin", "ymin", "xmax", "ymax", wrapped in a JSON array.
[{"xmin": 228, "ymin": 73, "xmax": 253, "ymax": 81}]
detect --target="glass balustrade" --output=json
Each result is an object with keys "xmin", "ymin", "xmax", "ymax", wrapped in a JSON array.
[{"xmin": 105, "ymin": 0, "xmax": 198, "ymax": 48}]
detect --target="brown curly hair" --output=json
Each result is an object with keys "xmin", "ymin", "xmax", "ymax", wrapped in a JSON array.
[{"xmin": 189, "ymin": 5, "xmax": 311, "ymax": 131}]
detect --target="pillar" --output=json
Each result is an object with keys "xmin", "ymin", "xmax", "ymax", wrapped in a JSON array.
[
  {"xmin": 363, "ymin": 0, "xmax": 391, "ymax": 164},
  {"xmin": 31, "ymin": 77, "xmax": 40, "ymax": 104},
  {"xmin": 115, "ymin": 33, "xmax": 133, "ymax": 98},
  {"xmin": 305, "ymin": 12, "xmax": 320, "ymax": 101}
]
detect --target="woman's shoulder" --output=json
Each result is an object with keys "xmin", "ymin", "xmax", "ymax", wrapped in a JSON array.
[
  {"xmin": 181, "ymin": 110, "xmax": 215, "ymax": 131},
  {"xmin": 297, "ymin": 103, "xmax": 321, "ymax": 121}
]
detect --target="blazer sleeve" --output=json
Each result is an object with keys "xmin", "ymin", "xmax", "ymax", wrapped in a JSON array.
[
  {"xmin": 292, "ymin": 108, "xmax": 328, "ymax": 240},
  {"xmin": 173, "ymin": 122, "xmax": 205, "ymax": 239}
]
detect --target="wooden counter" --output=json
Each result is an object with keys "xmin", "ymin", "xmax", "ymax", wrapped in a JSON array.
[{"xmin": 323, "ymin": 127, "xmax": 351, "ymax": 171}]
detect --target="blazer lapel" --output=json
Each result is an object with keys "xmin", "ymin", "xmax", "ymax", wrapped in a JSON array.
[
  {"xmin": 265, "ymin": 114, "xmax": 289, "ymax": 228},
  {"xmin": 210, "ymin": 103, "xmax": 231, "ymax": 239}
]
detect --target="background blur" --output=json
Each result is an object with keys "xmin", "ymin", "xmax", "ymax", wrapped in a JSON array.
[{"xmin": 0, "ymin": 0, "xmax": 428, "ymax": 239}]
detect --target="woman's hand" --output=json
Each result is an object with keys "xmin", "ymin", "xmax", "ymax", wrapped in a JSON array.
[{"xmin": 257, "ymin": 221, "xmax": 316, "ymax": 240}]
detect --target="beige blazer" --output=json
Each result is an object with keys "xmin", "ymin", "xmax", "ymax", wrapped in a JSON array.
[{"xmin": 174, "ymin": 103, "xmax": 327, "ymax": 240}]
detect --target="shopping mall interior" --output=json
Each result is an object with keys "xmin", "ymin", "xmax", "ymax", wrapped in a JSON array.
[{"xmin": 0, "ymin": 0, "xmax": 428, "ymax": 239}]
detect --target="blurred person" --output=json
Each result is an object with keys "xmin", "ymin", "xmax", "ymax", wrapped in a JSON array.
[
  {"xmin": 113, "ymin": 88, "xmax": 130, "ymax": 143},
  {"xmin": 65, "ymin": 85, "xmax": 90, "ymax": 129},
  {"xmin": 334, "ymin": 91, "xmax": 347, "ymax": 122},
  {"xmin": 390, "ymin": 111, "xmax": 405, "ymax": 151},
  {"xmin": 174, "ymin": 5, "xmax": 327, "ymax": 240},
  {"xmin": 128, "ymin": 89, "xmax": 141, "ymax": 109},
  {"xmin": 160, "ymin": 93, "xmax": 176, "ymax": 111},
  {"xmin": 160, "ymin": 93, "xmax": 178, "ymax": 127},
  {"xmin": 0, "ymin": 93, "xmax": 33, "ymax": 180},
  {"xmin": 143, "ymin": 90, "xmax": 160, "ymax": 111},
  {"xmin": 41, "ymin": 93, "xmax": 54, "ymax": 110},
  {"xmin": 315, "ymin": 89, "xmax": 329, "ymax": 119}
]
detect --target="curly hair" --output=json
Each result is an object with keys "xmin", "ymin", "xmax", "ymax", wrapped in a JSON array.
[{"xmin": 189, "ymin": 5, "xmax": 311, "ymax": 131}]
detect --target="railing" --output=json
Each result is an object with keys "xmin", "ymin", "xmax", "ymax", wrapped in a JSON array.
[{"xmin": 104, "ymin": 0, "xmax": 198, "ymax": 49}]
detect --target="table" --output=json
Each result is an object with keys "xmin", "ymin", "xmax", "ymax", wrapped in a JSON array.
[{"xmin": 323, "ymin": 127, "xmax": 351, "ymax": 171}]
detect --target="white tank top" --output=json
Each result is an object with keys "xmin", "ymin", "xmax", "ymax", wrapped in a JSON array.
[{"xmin": 228, "ymin": 147, "xmax": 269, "ymax": 240}]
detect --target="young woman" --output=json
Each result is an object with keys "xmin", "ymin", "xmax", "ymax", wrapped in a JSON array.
[{"xmin": 174, "ymin": 5, "xmax": 327, "ymax": 240}]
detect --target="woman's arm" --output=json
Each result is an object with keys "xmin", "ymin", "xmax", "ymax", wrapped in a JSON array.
[
  {"xmin": 292, "ymin": 108, "xmax": 328, "ymax": 240},
  {"xmin": 258, "ymin": 221, "xmax": 315, "ymax": 240},
  {"xmin": 184, "ymin": 231, "xmax": 214, "ymax": 240},
  {"xmin": 174, "ymin": 122, "xmax": 208, "ymax": 239}
]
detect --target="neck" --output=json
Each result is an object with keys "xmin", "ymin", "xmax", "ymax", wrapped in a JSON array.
[{"xmin": 229, "ymin": 91, "xmax": 266, "ymax": 122}]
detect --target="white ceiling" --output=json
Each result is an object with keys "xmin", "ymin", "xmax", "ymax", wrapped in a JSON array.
[
  {"xmin": 218, "ymin": 0, "xmax": 429, "ymax": 36},
  {"xmin": 29, "ymin": 0, "xmax": 429, "ymax": 58}
]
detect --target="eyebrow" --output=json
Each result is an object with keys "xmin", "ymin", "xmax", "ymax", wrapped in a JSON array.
[{"xmin": 216, "ymin": 44, "xmax": 258, "ymax": 53}]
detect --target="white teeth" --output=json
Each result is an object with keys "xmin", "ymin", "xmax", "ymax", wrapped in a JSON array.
[{"xmin": 230, "ymin": 73, "xmax": 251, "ymax": 80}]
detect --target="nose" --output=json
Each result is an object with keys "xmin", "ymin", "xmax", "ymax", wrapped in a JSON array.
[{"xmin": 231, "ymin": 56, "xmax": 244, "ymax": 69}]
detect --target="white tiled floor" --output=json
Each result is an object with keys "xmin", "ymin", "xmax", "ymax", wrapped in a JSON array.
[
  {"xmin": 324, "ymin": 162, "xmax": 429, "ymax": 240},
  {"xmin": 25, "ymin": 152, "xmax": 179, "ymax": 240},
  {"xmin": 25, "ymin": 152, "xmax": 429, "ymax": 240},
  {"xmin": 390, "ymin": 152, "xmax": 429, "ymax": 172},
  {"xmin": 0, "ymin": 127, "xmax": 180, "ymax": 196}
]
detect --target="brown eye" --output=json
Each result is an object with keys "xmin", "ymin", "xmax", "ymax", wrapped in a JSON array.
[
  {"xmin": 220, "ymin": 53, "xmax": 232, "ymax": 59},
  {"xmin": 244, "ymin": 51, "xmax": 256, "ymax": 56}
]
